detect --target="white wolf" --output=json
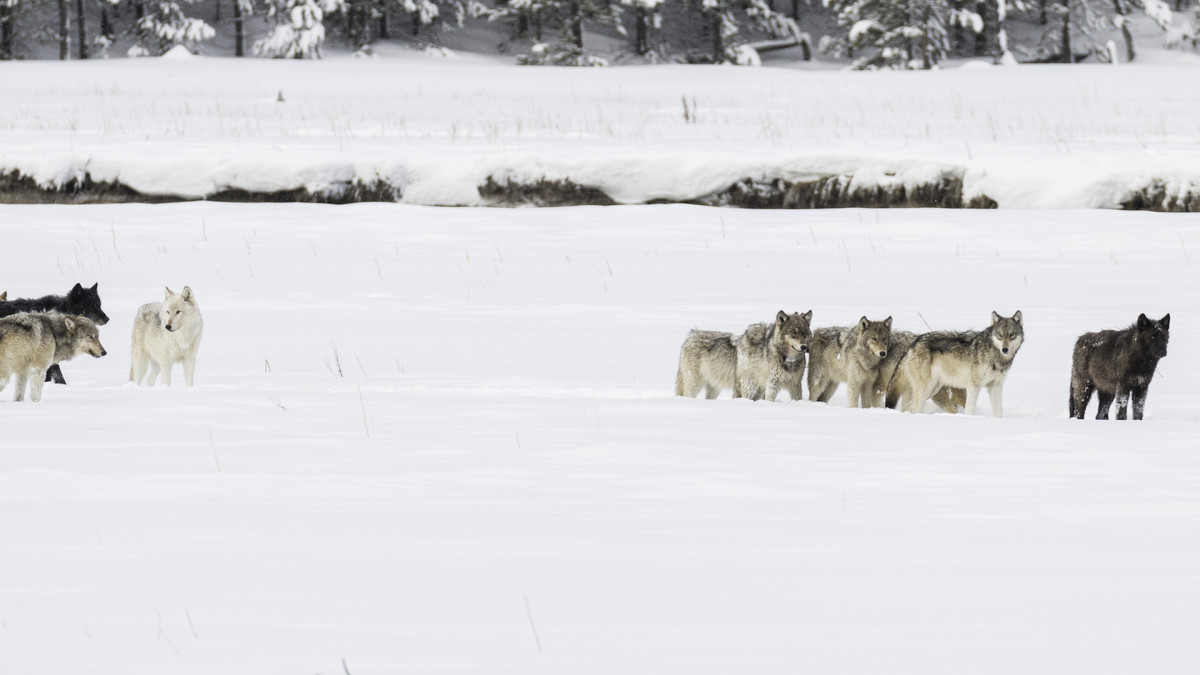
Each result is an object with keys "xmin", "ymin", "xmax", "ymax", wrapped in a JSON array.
[
  {"xmin": 130, "ymin": 286, "xmax": 204, "ymax": 387},
  {"xmin": 0, "ymin": 312, "xmax": 106, "ymax": 402}
]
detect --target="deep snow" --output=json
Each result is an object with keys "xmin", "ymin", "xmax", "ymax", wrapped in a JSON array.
[
  {"xmin": 2, "ymin": 203, "xmax": 1200, "ymax": 673},
  {"xmin": 3, "ymin": 54, "xmax": 1200, "ymax": 206}
]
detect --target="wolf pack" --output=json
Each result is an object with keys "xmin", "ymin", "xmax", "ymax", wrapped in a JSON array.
[
  {"xmin": 677, "ymin": 309, "xmax": 1171, "ymax": 420},
  {"xmin": 0, "ymin": 283, "xmax": 204, "ymax": 402}
]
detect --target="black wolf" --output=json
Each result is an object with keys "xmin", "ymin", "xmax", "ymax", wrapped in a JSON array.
[
  {"xmin": 1070, "ymin": 313, "xmax": 1170, "ymax": 420},
  {"xmin": 0, "ymin": 283, "xmax": 110, "ymax": 384}
]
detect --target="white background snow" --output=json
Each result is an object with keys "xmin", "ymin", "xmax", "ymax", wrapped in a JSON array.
[{"xmin": 2, "ymin": 50, "xmax": 1200, "ymax": 674}]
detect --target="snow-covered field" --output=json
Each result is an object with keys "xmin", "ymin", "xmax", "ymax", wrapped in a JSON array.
[
  {"xmin": 2, "ymin": 201, "xmax": 1199, "ymax": 673},
  {"xmin": 3, "ymin": 50, "xmax": 1200, "ymax": 206},
  {"xmin": 4, "ymin": 51, "xmax": 1200, "ymax": 673}
]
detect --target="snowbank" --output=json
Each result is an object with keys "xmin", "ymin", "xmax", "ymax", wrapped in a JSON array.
[{"xmin": 2, "ymin": 57, "xmax": 1199, "ymax": 209}]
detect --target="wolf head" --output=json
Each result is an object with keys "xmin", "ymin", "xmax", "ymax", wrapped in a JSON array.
[
  {"xmin": 1136, "ymin": 313, "xmax": 1170, "ymax": 359},
  {"xmin": 66, "ymin": 282, "xmax": 109, "ymax": 326},
  {"xmin": 990, "ymin": 310, "xmax": 1024, "ymax": 359},
  {"xmin": 858, "ymin": 316, "xmax": 893, "ymax": 359},
  {"xmin": 775, "ymin": 309, "xmax": 814, "ymax": 359},
  {"xmin": 63, "ymin": 315, "xmax": 107, "ymax": 359},
  {"xmin": 161, "ymin": 286, "xmax": 199, "ymax": 333}
]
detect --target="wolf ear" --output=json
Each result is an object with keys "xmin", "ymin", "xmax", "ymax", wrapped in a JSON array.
[
  {"xmin": 858, "ymin": 316, "xmax": 870, "ymax": 331},
  {"xmin": 1161, "ymin": 313, "xmax": 1170, "ymax": 330},
  {"xmin": 802, "ymin": 310, "xmax": 813, "ymax": 322},
  {"xmin": 1137, "ymin": 313, "xmax": 1150, "ymax": 330},
  {"xmin": 71, "ymin": 282, "xmax": 83, "ymax": 293},
  {"xmin": 64, "ymin": 317, "xmax": 76, "ymax": 333},
  {"xmin": 776, "ymin": 310, "xmax": 788, "ymax": 325},
  {"xmin": 181, "ymin": 286, "xmax": 194, "ymax": 303},
  {"xmin": 991, "ymin": 311, "xmax": 1001, "ymax": 325},
  {"xmin": 165, "ymin": 286, "xmax": 175, "ymax": 298},
  {"xmin": 884, "ymin": 316, "xmax": 893, "ymax": 329},
  {"xmin": 90, "ymin": 283, "xmax": 99, "ymax": 293},
  {"xmin": 1012, "ymin": 310, "xmax": 1022, "ymax": 325}
]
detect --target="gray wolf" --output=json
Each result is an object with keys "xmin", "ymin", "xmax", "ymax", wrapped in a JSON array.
[
  {"xmin": 0, "ymin": 283, "xmax": 110, "ymax": 384},
  {"xmin": 879, "ymin": 330, "xmax": 966, "ymax": 413},
  {"xmin": 808, "ymin": 316, "xmax": 894, "ymax": 408},
  {"xmin": 131, "ymin": 286, "xmax": 204, "ymax": 387},
  {"xmin": 1070, "ymin": 313, "xmax": 1169, "ymax": 420},
  {"xmin": 0, "ymin": 312, "xmax": 107, "ymax": 402},
  {"xmin": 676, "ymin": 330, "xmax": 738, "ymax": 398},
  {"xmin": 734, "ymin": 310, "xmax": 813, "ymax": 401},
  {"xmin": 888, "ymin": 311, "xmax": 1024, "ymax": 416}
]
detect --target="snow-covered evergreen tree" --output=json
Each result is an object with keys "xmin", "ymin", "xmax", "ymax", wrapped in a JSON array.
[
  {"xmin": 1034, "ymin": 0, "xmax": 1171, "ymax": 61},
  {"xmin": 621, "ymin": 0, "xmax": 664, "ymax": 57},
  {"xmin": 693, "ymin": 0, "xmax": 802, "ymax": 63},
  {"xmin": 823, "ymin": 0, "xmax": 982, "ymax": 68},
  {"xmin": 483, "ymin": 0, "xmax": 621, "ymax": 63},
  {"xmin": 129, "ymin": 0, "xmax": 215, "ymax": 55},
  {"xmin": 255, "ymin": 0, "xmax": 344, "ymax": 57}
]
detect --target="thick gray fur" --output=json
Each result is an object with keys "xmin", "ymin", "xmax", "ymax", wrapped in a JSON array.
[
  {"xmin": 734, "ymin": 310, "xmax": 813, "ymax": 402},
  {"xmin": 808, "ymin": 316, "xmax": 893, "ymax": 408},
  {"xmin": 676, "ymin": 329, "xmax": 738, "ymax": 399},
  {"xmin": 1069, "ymin": 313, "xmax": 1169, "ymax": 420},
  {"xmin": 880, "ymin": 330, "xmax": 965, "ymax": 413},
  {"xmin": 0, "ymin": 312, "xmax": 107, "ymax": 402},
  {"xmin": 889, "ymin": 311, "xmax": 1024, "ymax": 417}
]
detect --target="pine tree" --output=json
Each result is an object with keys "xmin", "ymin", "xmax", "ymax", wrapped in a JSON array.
[
  {"xmin": 621, "ymin": 0, "xmax": 664, "ymax": 57},
  {"xmin": 130, "ymin": 0, "xmax": 216, "ymax": 55},
  {"xmin": 0, "ymin": 0, "xmax": 20, "ymax": 58},
  {"xmin": 823, "ymin": 0, "xmax": 982, "ymax": 68},
  {"xmin": 694, "ymin": 0, "xmax": 802, "ymax": 63},
  {"xmin": 255, "ymin": 0, "xmax": 344, "ymax": 57},
  {"xmin": 1035, "ymin": 0, "xmax": 1170, "ymax": 61}
]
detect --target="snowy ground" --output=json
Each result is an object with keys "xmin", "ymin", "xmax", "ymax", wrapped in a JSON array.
[
  {"xmin": 2, "ymin": 202, "xmax": 1199, "ymax": 673},
  {"xmin": 3, "ymin": 52, "xmax": 1200, "ymax": 206}
]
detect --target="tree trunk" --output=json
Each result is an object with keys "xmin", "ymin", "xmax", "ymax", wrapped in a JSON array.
[
  {"xmin": 215, "ymin": 0, "xmax": 221, "ymax": 22},
  {"xmin": 0, "ymin": 4, "xmax": 12, "ymax": 60},
  {"xmin": 379, "ymin": 13, "xmax": 390, "ymax": 39},
  {"xmin": 1039, "ymin": 0, "xmax": 1047, "ymax": 23},
  {"xmin": 58, "ymin": 0, "xmax": 70, "ymax": 59},
  {"xmin": 977, "ymin": 0, "xmax": 999, "ymax": 57},
  {"xmin": 709, "ymin": 9, "xmax": 721, "ymax": 62},
  {"xmin": 75, "ymin": 0, "xmax": 88, "ymax": 59},
  {"xmin": 134, "ymin": 0, "xmax": 144, "ymax": 21},
  {"xmin": 232, "ymin": 0, "xmax": 244, "ymax": 55},
  {"xmin": 1112, "ymin": 0, "xmax": 1134, "ymax": 61},
  {"xmin": 570, "ymin": 0, "xmax": 583, "ymax": 48},
  {"xmin": 792, "ymin": 0, "xmax": 800, "ymax": 20},
  {"xmin": 635, "ymin": 6, "xmax": 647, "ymax": 54},
  {"xmin": 411, "ymin": 7, "xmax": 420, "ymax": 36},
  {"xmin": 1059, "ymin": 0, "xmax": 1071, "ymax": 62}
]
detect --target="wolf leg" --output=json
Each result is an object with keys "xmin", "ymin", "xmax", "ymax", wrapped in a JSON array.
[
  {"xmin": 987, "ymin": 383, "xmax": 1004, "ymax": 418},
  {"xmin": 1131, "ymin": 386, "xmax": 1149, "ymax": 420},
  {"xmin": 1115, "ymin": 388, "xmax": 1130, "ymax": 420},
  {"xmin": 146, "ymin": 360, "xmax": 161, "ymax": 387},
  {"xmin": 13, "ymin": 371, "xmax": 29, "ymax": 401},
  {"xmin": 28, "ymin": 374, "xmax": 45, "ymax": 402},
  {"xmin": 1070, "ymin": 381, "xmax": 1094, "ymax": 420},
  {"xmin": 160, "ymin": 361, "xmax": 173, "ymax": 386},
  {"xmin": 1095, "ymin": 389, "xmax": 1115, "ymax": 420},
  {"xmin": 963, "ymin": 385, "xmax": 982, "ymax": 416},
  {"xmin": 45, "ymin": 364, "xmax": 66, "ymax": 384},
  {"xmin": 764, "ymin": 374, "xmax": 780, "ymax": 402},
  {"xmin": 704, "ymin": 384, "xmax": 721, "ymax": 400}
]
